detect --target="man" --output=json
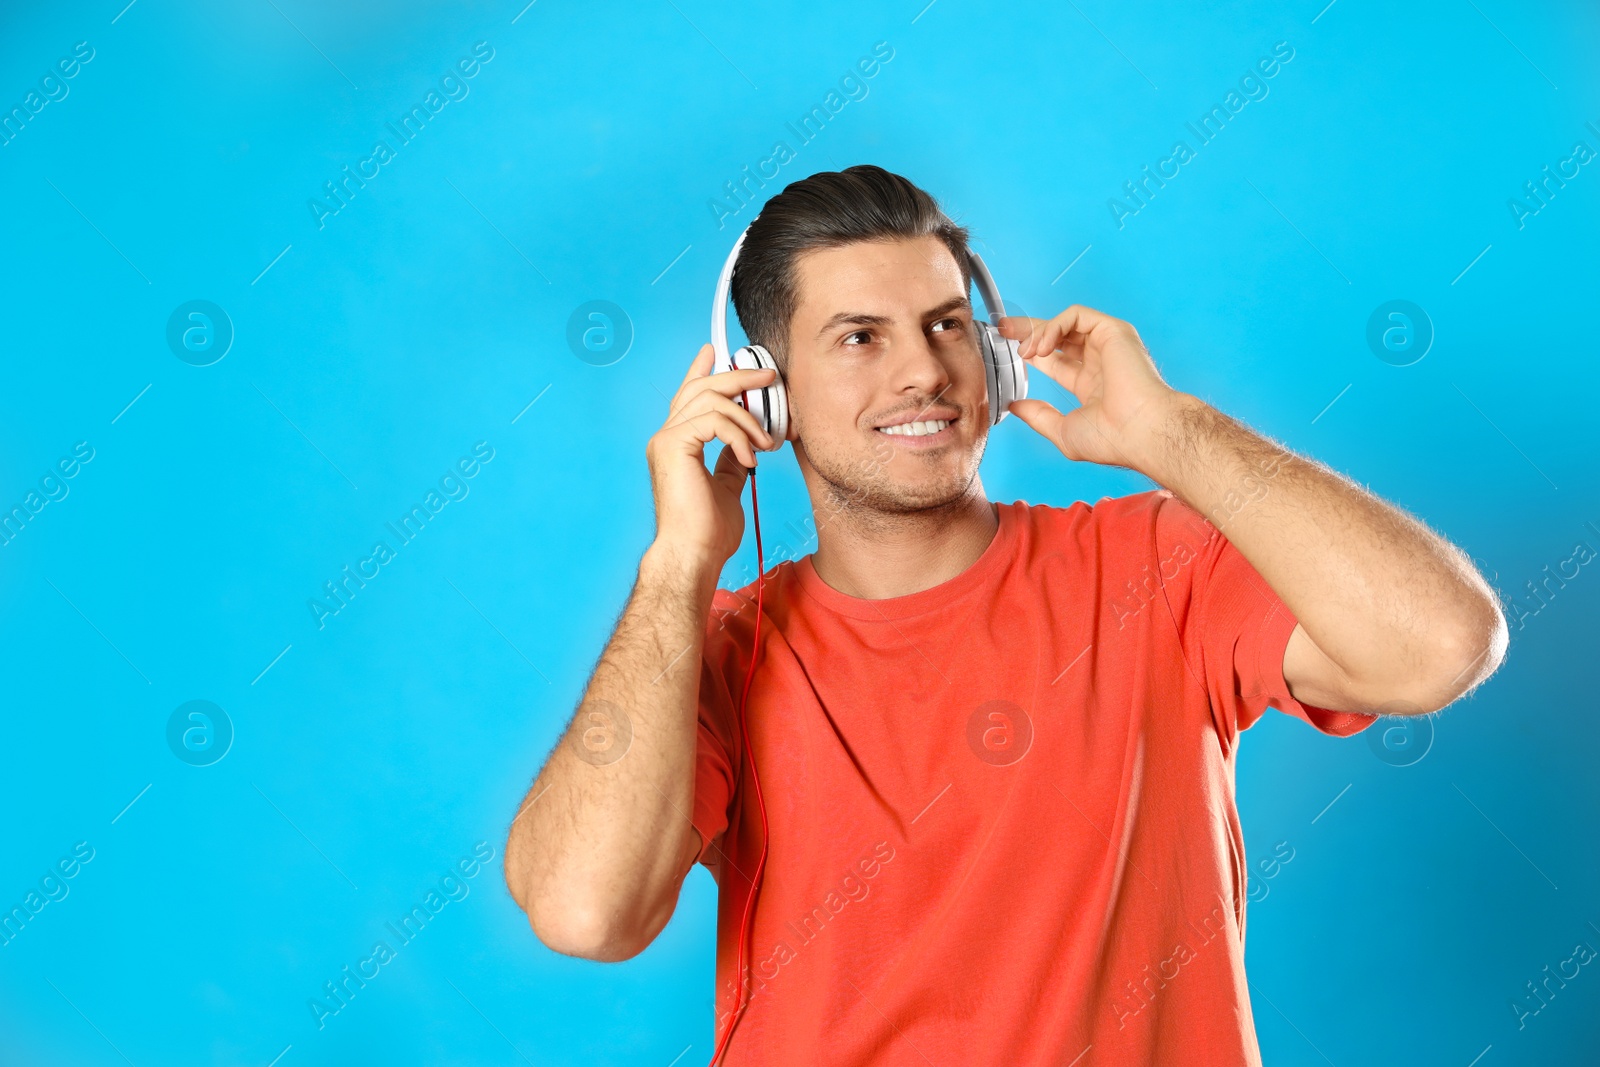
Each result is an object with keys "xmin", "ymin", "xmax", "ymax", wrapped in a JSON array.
[{"xmin": 503, "ymin": 165, "xmax": 1507, "ymax": 1065}]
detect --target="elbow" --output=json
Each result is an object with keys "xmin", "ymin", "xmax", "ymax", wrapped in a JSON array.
[
  {"xmin": 1403, "ymin": 600, "xmax": 1510, "ymax": 715},
  {"xmin": 1441, "ymin": 598, "xmax": 1509, "ymax": 700},
  {"xmin": 525, "ymin": 896, "xmax": 654, "ymax": 962},
  {"xmin": 508, "ymin": 845, "xmax": 666, "ymax": 963},
  {"xmin": 501, "ymin": 809, "xmax": 692, "ymax": 963}
]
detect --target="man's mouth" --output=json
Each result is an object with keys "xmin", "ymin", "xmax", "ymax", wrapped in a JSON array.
[{"xmin": 876, "ymin": 418, "xmax": 953, "ymax": 438}]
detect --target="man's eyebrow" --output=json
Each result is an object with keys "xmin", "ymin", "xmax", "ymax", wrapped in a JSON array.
[{"xmin": 813, "ymin": 295, "xmax": 973, "ymax": 340}]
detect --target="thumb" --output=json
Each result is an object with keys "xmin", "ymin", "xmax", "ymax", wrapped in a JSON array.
[
  {"xmin": 1007, "ymin": 398, "xmax": 1068, "ymax": 451},
  {"xmin": 711, "ymin": 441, "xmax": 753, "ymax": 495}
]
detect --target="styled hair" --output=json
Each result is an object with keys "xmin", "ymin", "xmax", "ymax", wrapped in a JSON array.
[{"xmin": 729, "ymin": 165, "xmax": 972, "ymax": 372}]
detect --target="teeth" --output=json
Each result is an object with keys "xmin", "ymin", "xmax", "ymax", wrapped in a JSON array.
[{"xmin": 878, "ymin": 419, "xmax": 950, "ymax": 437}]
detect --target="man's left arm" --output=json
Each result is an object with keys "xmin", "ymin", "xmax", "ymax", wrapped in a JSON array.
[{"xmin": 1002, "ymin": 305, "xmax": 1509, "ymax": 717}]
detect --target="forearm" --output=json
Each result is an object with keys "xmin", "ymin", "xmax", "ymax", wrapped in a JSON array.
[
  {"xmin": 505, "ymin": 542, "xmax": 719, "ymax": 958},
  {"xmin": 1131, "ymin": 393, "xmax": 1504, "ymax": 701}
]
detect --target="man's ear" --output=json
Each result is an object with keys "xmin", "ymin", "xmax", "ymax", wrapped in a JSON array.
[{"xmin": 778, "ymin": 351, "xmax": 800, "ymax": 442}]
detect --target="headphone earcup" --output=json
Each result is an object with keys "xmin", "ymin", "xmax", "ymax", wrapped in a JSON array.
[
  {"xmin": 728, "ymin": 344, "xmax": 789, "ymax": 450},
  {"xmin": 979, "ymin": 324, "xmax": 1028, "ymax": 425}
]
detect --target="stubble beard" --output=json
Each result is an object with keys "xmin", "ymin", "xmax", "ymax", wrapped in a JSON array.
[{"xmin": 804, "ymin": 423, "xmax": 989, "ymax": 535}]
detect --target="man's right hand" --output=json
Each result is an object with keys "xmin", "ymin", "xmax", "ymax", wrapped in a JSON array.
[
  {"xmin": 509, "ymin": 341, "xmax": 771, "ymax": 959},
  {"xmin": 645, "ymin": 343, "xmax": 778, "ymax": 567}
]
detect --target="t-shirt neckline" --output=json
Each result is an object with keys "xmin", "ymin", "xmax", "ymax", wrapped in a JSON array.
[{"xmin": 793, "ymin": 502, "xmax": 1017, "ymax": 621}]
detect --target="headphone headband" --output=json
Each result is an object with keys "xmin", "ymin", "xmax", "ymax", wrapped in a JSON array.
[
  {"xmin": 967, "ymin": 249, "xmax": 1008, "ymax": 325},
  {"xmin": 710, "ymin": 226, "xmax": 749, "ymax": 367}
]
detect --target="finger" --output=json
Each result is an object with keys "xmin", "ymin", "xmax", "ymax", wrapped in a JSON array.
[
  {"xmin": 1022, "ymin": 316, "xmax": 1061, "ymax": 361},
  {"xmin": 1023, "ymin": 305, "xmax": 1113, "ymax": 359},
  {"xmin": 671, "ymin": 365, "xmax": 777, "ymax": 420},
  {"xmin": 998, "ymin": 315, "xmax": 1049, "ymax": 351},
  {"xmin": 665, "ymin": 408, "xmax": 760, "ymax": 469},
  {"xmin": 666, "ymin": 389, "xmax": 776, "ymax": 451},
  {"xmin": 677, "ymin": 344, "xmax": 716, "ymax": 391},
  {"xmin": 1022, "ymin": 346, "xmax": 1084, "ymax": 396},
  {"xmin": 668, "ymin": 395, "xmax": 774, "ymax": 457},
  {"xmin": 1009, "ymin": 314, "xmax": 1085, "ymax": 393},
  {"xmin": 1002, "ymin": 316, "xmax": 1083, "ymax": 384},
  {"xmin": 668, "ymin": 345, "xmax": 717, "ymax": 411},
  {"xmin": 1029, "ymin": 316, "xmax": 1078, "ymax": 361},
  {"xmin": 688, "ymin": 365, "xmax": 778, "ymax": 400},
  {"xmin": 1007, "ymin": 398, "xmax": 1071, "ymax": 454},
  {"xmin": 712, "ymin": 441, "xmax": 753, "ymax": 493}
]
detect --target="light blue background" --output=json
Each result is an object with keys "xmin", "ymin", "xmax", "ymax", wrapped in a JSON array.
[{"xmin": 2, "ymin": 1, "xmax": 1597, "ymax": 1064}]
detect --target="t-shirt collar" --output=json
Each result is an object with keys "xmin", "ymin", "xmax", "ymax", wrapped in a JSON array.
[{"xmin": 792, "ymin": 502, "xmax": 1018, "ymax": 622}]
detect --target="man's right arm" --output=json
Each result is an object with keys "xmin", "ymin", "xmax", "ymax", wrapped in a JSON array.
[
  {"xmin": 502, "ymin": 343, "xmax": 777, "ymax": 961},
  {"xmin": 502, "ymin": 544, "xmax": 721, "ymax": 961}
]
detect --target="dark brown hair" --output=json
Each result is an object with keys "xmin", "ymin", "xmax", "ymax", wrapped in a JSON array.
[{"xmin": 729, "ymin": 165, "xmax": 972, "ymax": 372}]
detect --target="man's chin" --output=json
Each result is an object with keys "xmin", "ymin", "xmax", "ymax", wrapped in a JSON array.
[
  {"xmin": 799, "ymin": 431, "xmax": 985, "ymax": 518},
  {"xmin": 833, "ymin": 468, "xmax": 978, "ymax": 516}
]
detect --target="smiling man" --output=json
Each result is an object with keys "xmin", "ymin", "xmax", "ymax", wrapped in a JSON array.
[{"xmin": 503, "ymin": 166, "xmax": 1508, "ymax": 1066}]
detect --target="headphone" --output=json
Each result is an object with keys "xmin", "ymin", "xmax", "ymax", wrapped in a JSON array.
[
  {"xmin": 705, "ymin": 220, "xmax": 1027, "ymax": 1066},
  {"xmin": 710, "ymin": 221, "xmax": 1030, "ymax": 446}
]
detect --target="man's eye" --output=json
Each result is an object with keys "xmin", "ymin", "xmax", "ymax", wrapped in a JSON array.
[
  {"xmin": 843, "ymin": 330, "xmax": 873, "ymax": 345},
  {"xmin": 931, "ymin": 318, "xmax": 964, "ymax": 334}
]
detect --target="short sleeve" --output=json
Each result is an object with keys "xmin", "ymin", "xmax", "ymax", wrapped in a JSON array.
[
  {"xmin": 690, "ymin": 590, "xmax": 747, "ymax": 874},
  {"xmin": 1154, "ymin": 491, "xmax": 1379, "ymax": 740}
]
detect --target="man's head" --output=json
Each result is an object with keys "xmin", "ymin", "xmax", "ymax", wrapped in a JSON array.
[{"xmin": 729, "ymin": 165, "xmax": 993, "ymax": 521}]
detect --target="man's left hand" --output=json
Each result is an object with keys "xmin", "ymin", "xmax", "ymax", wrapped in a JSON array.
[{"xmin": 999, "ymin": 306, "xmax": 1191, "ymax": 473}]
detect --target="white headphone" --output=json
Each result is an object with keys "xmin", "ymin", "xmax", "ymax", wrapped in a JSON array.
[{"xmin": 710, "ymin": 221, "xmax": 1028, "ymax": 451}]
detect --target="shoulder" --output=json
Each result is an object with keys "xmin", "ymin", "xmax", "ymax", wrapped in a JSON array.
[
  {"xmin": 1080, "ymin": 487, "xmax": 1221, "ymax": 547},
  {"xmin": 998, "ymin": 490, "xmax": 1225, "ymax": 585},
  {"xmin": 999, "ymin": 488, "xmax": 1205, "ymax": 543},
  {"xmin": 703, "ymin": 559, "xmax": 801, "ymax": 657}
]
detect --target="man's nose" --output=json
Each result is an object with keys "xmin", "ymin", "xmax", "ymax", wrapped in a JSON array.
[{"xmin": 890, "ymin": 332, "xmax": 953, "ymax": 396}]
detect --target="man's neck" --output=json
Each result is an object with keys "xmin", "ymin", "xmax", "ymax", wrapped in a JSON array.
[{"xmin": 806, "ymin": 489, "xmax": 1000, "ymax": 601}]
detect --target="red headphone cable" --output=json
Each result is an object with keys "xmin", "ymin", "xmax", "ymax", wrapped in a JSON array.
[{"xmin": 709, "ymin": 437, "xmax": 770, "ymax": 1067}]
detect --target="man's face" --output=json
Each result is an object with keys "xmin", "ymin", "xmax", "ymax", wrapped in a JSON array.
[{"xmin": 783, "ymin": 234, "xmax": 991, "ymax": 518}]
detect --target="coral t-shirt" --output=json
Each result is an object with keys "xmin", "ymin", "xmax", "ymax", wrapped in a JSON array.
[{"xmin": 690, "ymin": 489, "xmax": 1378, "ymax": 1066}]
